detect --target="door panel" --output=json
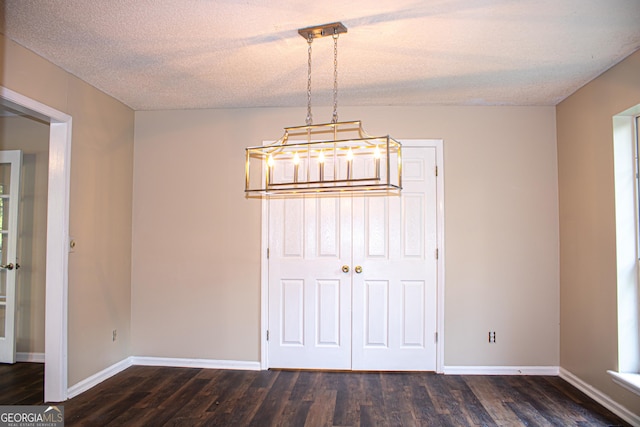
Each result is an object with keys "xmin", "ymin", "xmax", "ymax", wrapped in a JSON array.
[
  {"xmin": 283, "ymin": 198, "xmax": 303, "ymax": 257},
  {"xmin": 317, "ymin": 197, "xmax": 340, "ymax": 257},
  {"xmin": 281, "ymin": 279, "xmax": 304, "ymax": 345},
  {"xmin": 364, "ymin": 197, "xmax": 388, "ymax": 258},
  {"xmin": 401, "ymin": 280, "xmax": 426, "ymax": 347},
  {"xmin": 316, "ymin": 279, "xmax": 341, "ymax": 345},
  {"xmin": 363, "ymin": 280, "xmax": 389, "ymax": 347},
  {"xmin": 403, "ymin": 194, "xmax": 425, "ymax": 258}
]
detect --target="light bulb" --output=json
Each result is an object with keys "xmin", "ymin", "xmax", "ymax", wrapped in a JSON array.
[
  {"xmin": 293, "ymin": 152, "xmax": 300, "ymax": 165},
  {"xmin": 373, "ymin": 145, "xmax": 381, "ymax": 180},
  {"xmin": 266, "ymin": 154, "xmax": 275, "ymax": 187},
  {"xmin": 318, "ymin": 150, "xmax": 325, "ymax": 163},
  {"xmin": 347, "ymin": 147, "xmax": 353, "ymax": 161}
]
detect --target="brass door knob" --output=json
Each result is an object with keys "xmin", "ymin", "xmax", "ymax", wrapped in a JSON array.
[
  {"xmin": 355, "ymin": 265, "xmax": 363, "ymax": 274},
  {"xmin": 1, "ymin": 263, "xmax": 14, "ymax": 270},
  {"xmin": 342, "ymin": 265, "xmax": 350, "ymax": 273}
]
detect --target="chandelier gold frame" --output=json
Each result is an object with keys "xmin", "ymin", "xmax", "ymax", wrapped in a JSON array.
[{"xmin": 244, "ymin": 22, "xmax": 402, "ymax": 196}]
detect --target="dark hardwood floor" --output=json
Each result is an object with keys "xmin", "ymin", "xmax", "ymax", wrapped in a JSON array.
[{"xmin": 0, "ymin": 362, "xmax": 631, "ymax": 426}]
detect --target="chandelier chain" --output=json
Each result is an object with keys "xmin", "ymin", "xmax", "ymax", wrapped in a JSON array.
[
  {"xmin": 331, "ymin": 31, "xmax": 339, "ymax": 124},
  {"xmin": 306, "ymin": 35, "xmax": 313, "ymax": 126}
]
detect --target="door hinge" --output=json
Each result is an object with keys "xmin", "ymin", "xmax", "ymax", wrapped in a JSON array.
[
  {"xmin": 266, "ymin": 330, "xmax": 269, "ymax": 341},
  {"xmin": 435, "ymin": 332, "xmax": 438, "ymax": 343},
  {"xmin": 435, "ymin": 166, "xmax": 438, "ymax": 177},
  {"xmin": 267, "ymin": 248, "xmax": 270, "ymax": 259},
  {"xmin": 435, "ymin": 248, "xmax": 439, "ymax": 259}
]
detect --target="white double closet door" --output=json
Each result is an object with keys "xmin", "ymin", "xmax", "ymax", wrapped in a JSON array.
[{"xmin": 268, "ymin": 145, "xmax": 438, "ymax": 370}]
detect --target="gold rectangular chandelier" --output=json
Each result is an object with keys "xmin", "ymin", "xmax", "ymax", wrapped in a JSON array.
[{"xmin": 244, "ymin": 22, "xmax": 402, "ymax": 196}]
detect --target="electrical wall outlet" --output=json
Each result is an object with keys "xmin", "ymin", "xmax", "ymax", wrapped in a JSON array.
[{"xmin": 488, "ymin": 331, "xmax": 496, "ymax": 343}]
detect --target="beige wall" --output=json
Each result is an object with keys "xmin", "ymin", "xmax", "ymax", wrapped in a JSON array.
[
  {"xmin": 0, "ymin": 115, "xmax": 49, "ymax": 354},
  {"xmin": 0, "ymin": 34, "xmax": 135, "ymax": 386},
  {"xmin": 133, "ymin": 105, "xmax": 560, "ymax": 366},
  {"xmin": 557, "ymin": 49, "xmax": 640, "ymax": 413}
]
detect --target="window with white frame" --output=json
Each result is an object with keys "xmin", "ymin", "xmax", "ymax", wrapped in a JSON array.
[
  {"xmin": 636, "ymin": 115, "xmax": 640, "ymax": 261},
  {"xmin": 609, "ymin": 109, "xmax": 640, "ymax": 396}
]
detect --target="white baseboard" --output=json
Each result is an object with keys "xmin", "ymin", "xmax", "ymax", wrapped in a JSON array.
[
  {"xmin": 67, "ymin": 358, "xmax": 133, "ymax": 399},
  {"xmin": 131, "ymin": 356, "xmax": 261, "ymax": 371},
  {"xmin": 443, "ymin": 365, "xmax": 560, "ymax": 375},
  {"xmin": 560, "ymin": 368, "xmax": 640, "ymax": 427},
  {"xmin": 16, "ymin": 352, "xmax": 45, "ymax": 363}
]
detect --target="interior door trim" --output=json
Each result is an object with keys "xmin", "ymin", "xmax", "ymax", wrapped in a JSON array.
[{"xmin": 0, "ymin": 86, "xmax": 72, "ymax": 401}]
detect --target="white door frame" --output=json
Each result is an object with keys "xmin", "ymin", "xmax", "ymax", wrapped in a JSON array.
[
  {"xmin": 0, "ymin": 86, "xmax": 71, "ymax": 402},
  {"xmin": 260, "ymin": 139, "xmax": 445, "ymax": 373}
]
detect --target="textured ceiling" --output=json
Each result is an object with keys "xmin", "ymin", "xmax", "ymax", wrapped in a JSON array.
[{"xmin": 1, "ymin": 0, "xmax": 639, "ymax": 111}]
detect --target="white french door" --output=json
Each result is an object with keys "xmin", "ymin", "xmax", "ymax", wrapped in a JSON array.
[
  {"xmin": 268, "ymin": 144, "xmax": 438, "ymax": 370},
  {"xmin": 0, "ymin": 150, "xmax": 22, "ymax": 364}
]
